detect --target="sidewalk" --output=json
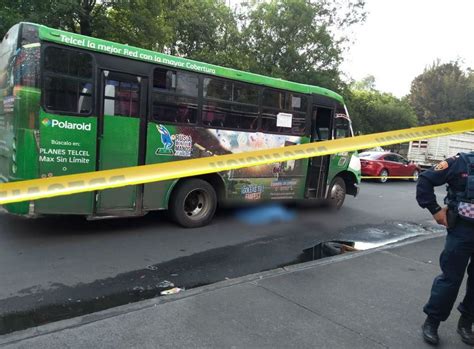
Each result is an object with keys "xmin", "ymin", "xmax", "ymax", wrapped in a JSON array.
[{"xmin": 1, "ymin": 233, "xmax": 469, "ymax": 348}]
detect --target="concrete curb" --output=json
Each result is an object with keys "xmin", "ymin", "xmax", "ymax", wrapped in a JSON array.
[{"xmin": 0, "ymin": 231, "xmax": 445, "ymax": 346}]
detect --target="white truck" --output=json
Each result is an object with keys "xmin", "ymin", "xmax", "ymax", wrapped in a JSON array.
[{"xmin": 404, "ymin": 131, "xmax": 474, "ymax": 169}]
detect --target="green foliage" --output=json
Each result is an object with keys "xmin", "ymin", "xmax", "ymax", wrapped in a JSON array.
[
  {"xmin": 167, "ymin": 0, "xmax": 246, "ymax": 69},
  {"xmin": 0, "ymin": 0, "xmax": 23, "ymax": 37},
  {"xmin": 409, "ymin": 61, "xmax": 474, "ymax": 124},
  {"xmin": 347, "ymin": 89, "xmax": 418, "ymax": 134},
  {"xmin": 0, "ymin": 0, "xmax": 112, "ymax": 37},
  {"xmin": 241, "ymin": 0, "xmax": 366, "ymax": 91},
  {"xmin": 351, "ymin": 75, "xmax": 376, "ymax": 91},
  {"xmin": 1, "ymin": 0, "xmax": 367, "ymax": 93},
  {"xmin": 98, "ymin": 0, "xmax": 172, "ymax": 51}
]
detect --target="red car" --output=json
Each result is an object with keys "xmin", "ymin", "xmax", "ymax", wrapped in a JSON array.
[{"xmin": 359, "ymin": 151, "xmax": 420, "ymax": 183}]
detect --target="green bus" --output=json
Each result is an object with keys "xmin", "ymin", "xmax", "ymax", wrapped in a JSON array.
[{"xmin": 0, "ymin": 22, "xmax": 361, "ymax": 227}]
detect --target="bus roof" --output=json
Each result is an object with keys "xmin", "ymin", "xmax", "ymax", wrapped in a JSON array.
[{"xmin": 27, "ymin": 22, "xmax": 344, "ymax": 104}]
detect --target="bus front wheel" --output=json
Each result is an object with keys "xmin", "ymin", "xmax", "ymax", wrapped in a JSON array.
[
  {"xmin": 169, "ymin": 179, "xmax": 217, "ymax": 228},
  {"xmin": 326, "ymin": 177, "xmax": 346, "ymax": 210}
]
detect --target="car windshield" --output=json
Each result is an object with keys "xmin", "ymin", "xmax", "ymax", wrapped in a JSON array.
[{"xmin": 359, "ymin": 152, "xmax": 383, "ymax": 160}]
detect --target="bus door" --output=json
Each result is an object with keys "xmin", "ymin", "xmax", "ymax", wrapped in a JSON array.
[
  {"xmin": 306, "ymin": 106, "xmax": 333, "ymax": 198},
  {"xmin": 96, "ymin": 70, "xmax": 148, "ymax": 214}
]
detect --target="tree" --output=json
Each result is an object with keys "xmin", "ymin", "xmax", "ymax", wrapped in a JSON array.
[
  {"xmin": 0, "ymin": 0, "xmax": 367, "ymax": 94},
  {"xmin": 346, "ymin": 89, "xmax": 418, "ymax": 134},
  {"xmin": 95, "ymin": 0, "xmax": 245, "ymax": 69},
  {"xmin": 409, "ymin": 61, "xmax": 474, "ymax": 124},
  {"xmin": 0, "ymin": 0, "xmax": 112, "ymax": 38},
  {"xmin": 0, "ymin": 0, "xmax": 114, "ymax": 38},
  {"xmin": 164, "ymin": 0, "xmax": 247, "ymax": 70},
  {"xmin": 0, "ymin": 0, "xmax": 24, "ymax": 37},
  {"xmin": 351, "ymin": 75, "xmax": 376, "ymax": 91},
  {"xmin": 99, "ymin": 0, "xmax": 172, "ymax": 52},
  {"xmin": 241, "ymin": 0, "xmax": 366, "ymax": 91}
]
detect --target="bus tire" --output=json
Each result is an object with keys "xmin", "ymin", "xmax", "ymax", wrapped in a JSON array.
[
  {"xmin": 326, "ymin": 176, "xmax": 346, "ymax": 210},
  {"xmin": 169, "ymin": 179, "xmax": 217, "ymax": 228}
]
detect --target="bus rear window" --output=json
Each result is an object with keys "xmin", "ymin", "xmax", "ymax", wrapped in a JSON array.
[
  {"xmin": 44, "ymin": 47, "xmax": 92, "ymax": 79},
  {"xmin": 44, "ymin": 77, "xmax": 92, "ymax": 114}
]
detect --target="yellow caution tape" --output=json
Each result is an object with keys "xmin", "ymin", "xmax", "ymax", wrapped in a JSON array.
[
  {"xmin": 361, "ymin": 176, "xmax": 416, "ymax": 179},
  {"xmin": 0, "ymin": 119, "xmax": 472, "ymax": 205}
]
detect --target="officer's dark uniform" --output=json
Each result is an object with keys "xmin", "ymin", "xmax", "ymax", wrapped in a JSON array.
[{"xmin": 416, "ymin": 152, "xmax": 474, "ymax": 345}]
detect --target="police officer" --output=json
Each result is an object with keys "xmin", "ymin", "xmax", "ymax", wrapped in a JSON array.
[{"xmin": 417, "ymin": 151, "xmax": 474, "ymax": 346}]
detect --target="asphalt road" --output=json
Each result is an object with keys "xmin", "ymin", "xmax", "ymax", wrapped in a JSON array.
[{"xmin": 0, "ymin": 180, "xmax": 445, "ymax": 333}]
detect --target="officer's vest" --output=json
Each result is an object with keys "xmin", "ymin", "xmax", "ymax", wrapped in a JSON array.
[{"xmin": 456, "ymin": 153, "xmax": 474, "ymax": 222}]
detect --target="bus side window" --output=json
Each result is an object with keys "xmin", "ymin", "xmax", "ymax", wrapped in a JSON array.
[
  {"xmin": 43, "ymin": 46, "xmax": 93, "ymax": 115},
  {"xmin": 202, "ymin": 78, "xmax": 258, "ymax": 131},
  {"xmin": 261, "ymin": 89, "xmax": 283, "ymax": 133},
  {"xmin": 334, "ymin": 117, "xmax": 351, "ymax": 139},
  {"xmin": 152, "ymin": 68, "xmax": 198, "ymax": 124},
  {"xmin": 262, "ymin": 89, "xmax": 306, "ymax": 135}
]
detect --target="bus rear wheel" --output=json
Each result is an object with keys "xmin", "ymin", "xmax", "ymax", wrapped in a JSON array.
[
  {"xmin": 326, "ymin": 176, "xmax": 346, "ymax": 210},
  {"xmin": 169, "ymin": 179, "xmax": 217, "ymax": 228}
]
